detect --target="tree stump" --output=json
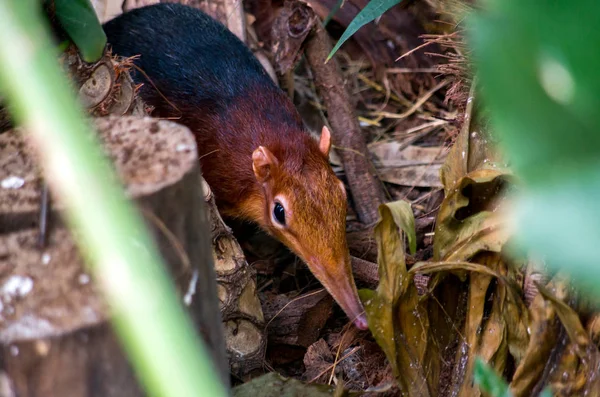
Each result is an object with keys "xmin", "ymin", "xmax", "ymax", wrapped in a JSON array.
[{"xmin": 0, "ymin": 116, "xmax": 228, "ymax": 395}]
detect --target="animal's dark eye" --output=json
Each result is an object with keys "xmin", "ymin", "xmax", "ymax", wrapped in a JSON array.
[{"xmin": 273, "ymin": 202, "xmax": 286, "ymax": 225}]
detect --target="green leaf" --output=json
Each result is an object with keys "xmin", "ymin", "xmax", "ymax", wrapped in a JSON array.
[
  {"xmin": 54, "ymin": 0, "xmax": 107, "ymax": 62},
  {"xmin": 327, "ymin": 0, "xmax": 403, "ymax": 61},
  {"xmin": 539, "ymin": 388, "xmax": 553, "ymax": 397},
  {"xmin": 470, "ymin": 0, "xmax": 600, "ymax": 296},
  {"xmin": 374, "ymin": 200, "xmax": 416, "ymax": 305},
  {"xmin": 470, "ymin": 1, "xmax": 600, "ymax": 186},
  {"xmin": 473, "ymin": 358, "xmax": 513, "ymax": 397}
]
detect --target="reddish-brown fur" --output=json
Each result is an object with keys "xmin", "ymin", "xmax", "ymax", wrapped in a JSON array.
[
  {"xmin": 103, "ymin": 3, "xmax": 367, "ymax": 329},
  {"xmin": 169, "ymin": 85, "xmax": 368, "ymax": 329}
]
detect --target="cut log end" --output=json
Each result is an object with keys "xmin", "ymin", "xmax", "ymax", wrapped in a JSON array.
[{"xmin": 0, "ymin": 116, "xmax": 228, "ymax": 395}]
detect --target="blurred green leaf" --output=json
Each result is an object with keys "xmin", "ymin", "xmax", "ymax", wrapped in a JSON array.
[
  {"xmin": 471, "ymin": 1, "xmax": 600, "ymax": 183},
  {"xmin": 323, "ymin": 0, "xmax": 344, "ymax": 27},
  {"xmin": 54, "ymin": 0, "xmax": 107, "ymax": 62},
  {"xmin": 473, "ymin": 358, "xmax": 513, "ymax": 397},
  {"xmin": 327, "ymin": 0, "xmax": 403, "ymax": 61},
  {"xmin": 0, "ymin": 2, "xmax": 226, "ymax": 396},
  {"xmin": 539, "ymin": 389, "xmax": 553, "ymax": 397},
  {"xmin": 471, "ymin": 0, "xmax": 600, "ymax": 295}
]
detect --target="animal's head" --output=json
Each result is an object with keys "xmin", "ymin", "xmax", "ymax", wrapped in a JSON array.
[{"xmin": 251, "ymin": 127, "xmax": 367, "ymax": 330}]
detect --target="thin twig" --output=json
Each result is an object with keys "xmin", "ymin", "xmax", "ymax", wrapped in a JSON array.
[{"xmin": 38, "ymin": 180, "xmax": 49, "ymax": 248}]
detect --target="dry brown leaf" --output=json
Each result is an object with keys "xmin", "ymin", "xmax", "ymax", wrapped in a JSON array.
[
  {"xmin": 331, "ymin": 142, "xmax": 446, "ymax": 188},
  {"xmin": 303, "ymin": 339, "xmax": 334, "ymax": 383},
  {"xmin": 537, "ymin": 284, "xmax": 600, "ymax": 395},
  {"xmin": 369, "ymin": 143, "xmax": 446, "ymax": 188},
  {"xmin": 510, "ymin": 277, "xmax": 568, "ymax": 397},
  {"xmin": 439, "ymin": 81, "xmax": 506, "ymax": 196},
  {"xmin": 434, "ymin": 169, "xmax": 511, "ymax": 262}
]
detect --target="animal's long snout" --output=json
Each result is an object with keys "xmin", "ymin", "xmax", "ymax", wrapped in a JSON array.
[
  {"xmin": 333, "ymin": 286, "xmax": 368, "ymax": 330},
  {"xmin": 312, "ymin": 261, "xmax": 368, "ymax": 330}
]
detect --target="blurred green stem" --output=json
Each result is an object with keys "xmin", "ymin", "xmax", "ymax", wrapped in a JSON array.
[{"xmin": 0, "ymin": 3, "xmax": 227, "ymax": 397}]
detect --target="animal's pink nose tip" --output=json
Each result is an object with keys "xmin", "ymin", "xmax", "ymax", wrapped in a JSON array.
[{"xmin": 353, "ymin": 314, "xmax": 368, "ymax": 330}]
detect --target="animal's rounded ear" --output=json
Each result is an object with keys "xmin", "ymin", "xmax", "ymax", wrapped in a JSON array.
[
  {"xmin": 252, "ymin": 146, "xmax": 278, "ymax": 182},
  {"xmin": 319, "ymin": 126, "xmax": 331, "ymax": 157}
]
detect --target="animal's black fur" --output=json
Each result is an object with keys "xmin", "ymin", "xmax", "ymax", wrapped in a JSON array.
[{"xmin": 102, "ymin": 3, "xmax": 278, "ymax": 114}]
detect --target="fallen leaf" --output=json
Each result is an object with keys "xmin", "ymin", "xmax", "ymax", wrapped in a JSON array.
[
  {"xmin": 303, "ymin": 339, "xmax": 334, "ymax": 383},
  {"xmin": 369, "ymin": 143, "xmax": 446, "ymax": 187}
]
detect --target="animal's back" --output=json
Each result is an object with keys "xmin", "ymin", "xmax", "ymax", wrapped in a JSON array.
[{"xmin": 103, "ymin": 3, "xmax": 275, "ymax": 110}]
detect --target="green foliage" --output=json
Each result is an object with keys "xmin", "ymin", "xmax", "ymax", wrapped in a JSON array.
[
  {"xmin": 53, "ymin": 0, "xmax": 107, "ymax": 62},
  {"xmin": 470, "ymin": 0, "xmax": 600, "ymax": 293},
  {"xmin": 323, "ymin": 0, "xmax": 344, "ymax": 27},
  {"xmin": 474, "ymin": 358, "xmax": 554, "ymax": 397},
  {"xmin": 327, "ymin": 0, "xmax": 403, "ymax": 61},
  {"xmin": 473, "ymin": 358, "xmax": 512, "ymax": 397}
]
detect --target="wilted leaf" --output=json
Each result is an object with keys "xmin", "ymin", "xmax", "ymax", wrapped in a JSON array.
[
  {"xmin": 536, "ymin": 283, "xmax": 600, "ymax": 395},
  {"xmin": 510, "ymin": 277, "xmax": 568, "ymax": 397},
  {"xmin": 373, "ymin": 201, "xmax": 416, "ymax": 306},
  {"xmin": 327, "ymin": 0, "xmax": 404, "ymax": 60},
  {"xmin": 232, "ymin": 372, "xmax": 339, "ymax": 396},
  {"xmin": 450, "ymin": 254, "xmax": 508, "ymax": 397},
  {"xmin": 536, "ymin": 284, "xmax": 590, "ymax": 354},
  {"xmin": 473, "ymin": 358, "xmax": 512, "ymax": 397},
  {"xmin": 502, "ymin": 282, "xmax": 530, "ymax": 366},
  {"xmin": 410, "ymin": 261, "xmax": 505, "ymax": 279},
  {"xmin": 411, "ymin": 259, "xmax": 530, "ymax": 369},
  {"xmin": 440, "ymin": 81, "xmax": 506, "ymax": 195},
  {"xmin": 363, "ymin": 200, "xmax": 435, "ymax": 396},
  {"xmin": 411, "ymin": 255, "xmax": 524, "ymax": 397},
  {"xmin": 434, "ymin": 169, "xmax": 511, "ymax": 262}
]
